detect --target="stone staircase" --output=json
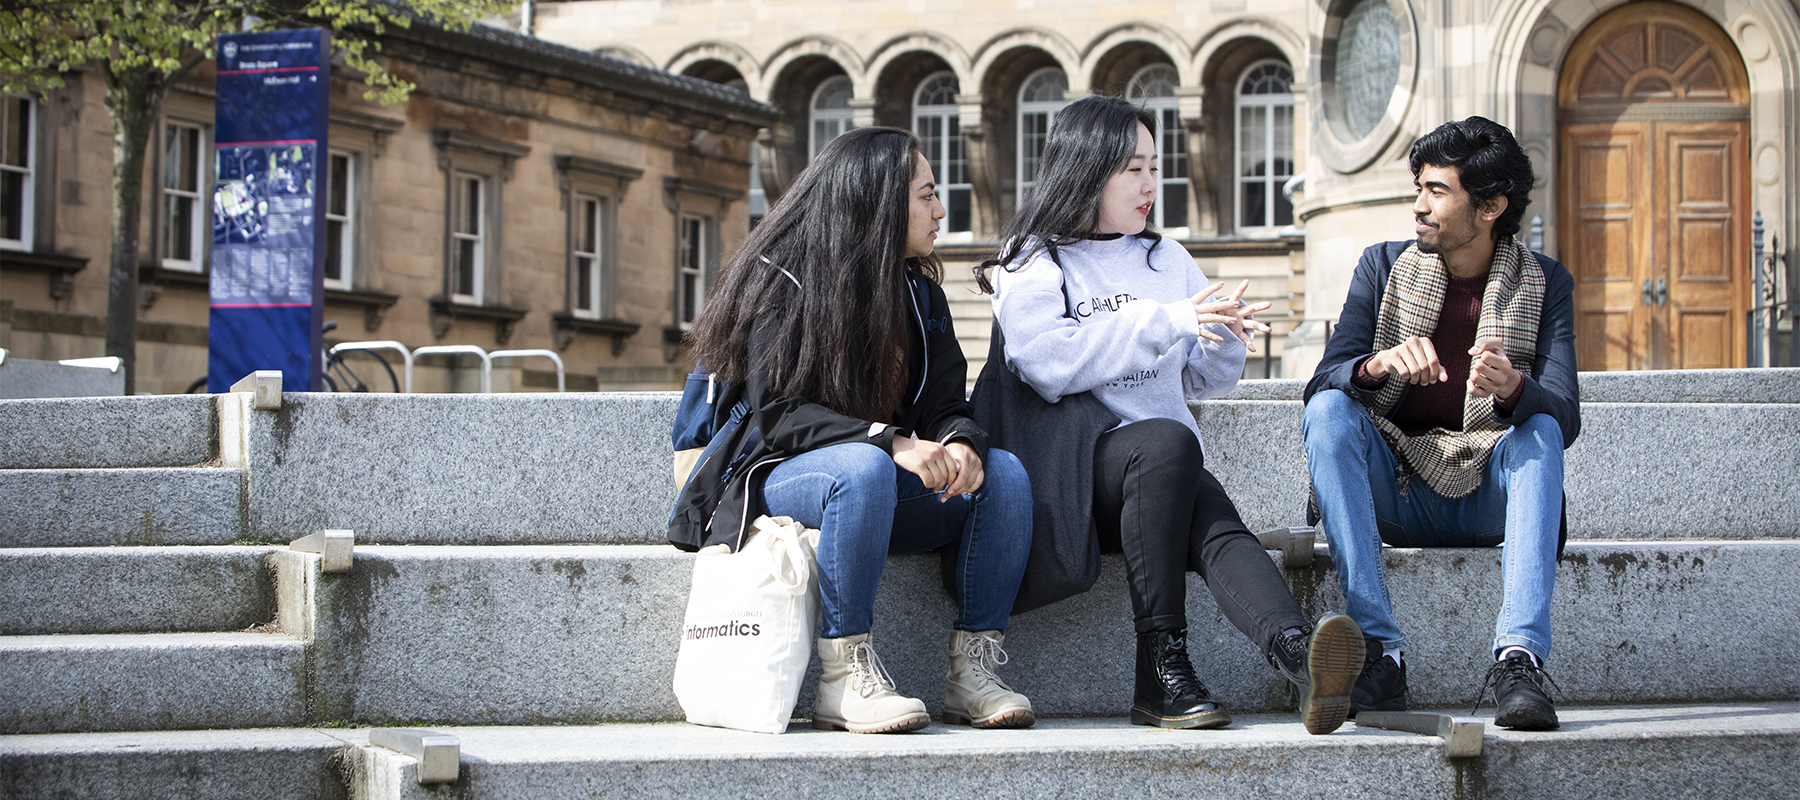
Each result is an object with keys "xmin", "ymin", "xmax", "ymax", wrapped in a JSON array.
[{"xmin": 2, "ymin": 370, "xmax": 1798, "ymax": 799}]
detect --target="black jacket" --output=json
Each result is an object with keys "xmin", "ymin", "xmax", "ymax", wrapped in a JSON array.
[{"xmin": 667, "ymin": 271, "xmax": 988, "ymax": 552}]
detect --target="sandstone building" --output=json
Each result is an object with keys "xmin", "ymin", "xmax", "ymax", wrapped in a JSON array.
[
  {"xmin": 0, "ymin": 20, "xmax": 776, "ymax": 393},
  {"xmin": 524, "ymin": 0, "xmax": 1799, "ymax": 375}
]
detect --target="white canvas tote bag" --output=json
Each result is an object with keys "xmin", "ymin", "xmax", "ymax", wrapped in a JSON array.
[{"xmin": 672, "ymin": 514, "xmax": 820, "ymax": 734}]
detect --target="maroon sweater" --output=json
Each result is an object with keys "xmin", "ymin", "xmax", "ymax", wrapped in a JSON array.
[{"xmin": 1352, "ymin": 273, "xmax": 1520, "ymax": 434}]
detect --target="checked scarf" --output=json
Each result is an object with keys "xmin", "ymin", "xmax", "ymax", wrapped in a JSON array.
[{"xmin": 1361, "ymin": 238, "xmax": 1544, "ymax": 498}]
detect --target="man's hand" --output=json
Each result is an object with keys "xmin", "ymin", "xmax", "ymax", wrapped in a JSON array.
[
  {"xmin": 1467, "ymin": 337, "xmax": 1522, "ymax": 399},
  {"xmin": 1366, "ymin": 335, "xmax": 1449, "ymax": 385}
]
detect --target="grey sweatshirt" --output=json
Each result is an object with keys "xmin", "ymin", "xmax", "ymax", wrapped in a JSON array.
[{"xmin": 991, "ymin": 234, "xmax": 1246, "ymax": 444}]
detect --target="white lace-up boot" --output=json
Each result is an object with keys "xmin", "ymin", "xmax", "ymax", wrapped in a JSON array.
[
  {"xmin": 812, "ymin": 634, "xmax": 931, "ymax": 734},
  {"xmin": 942, "ymin": 629, "xmax": 1036, "ymax": 728}
]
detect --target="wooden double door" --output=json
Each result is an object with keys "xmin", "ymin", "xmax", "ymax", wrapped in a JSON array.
[{"xmin": 1557, "ymin": 2, "xmax": 1751, "ymax": 370}]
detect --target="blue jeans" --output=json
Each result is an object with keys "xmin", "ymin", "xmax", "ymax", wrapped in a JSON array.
[
  {"xmin": 1302, "ymin": 389, "xmax": 1564, "ymax": 662},
  {"xmin": 758, "ymin": 443, "xmax": 1032, "ymax": 639}
]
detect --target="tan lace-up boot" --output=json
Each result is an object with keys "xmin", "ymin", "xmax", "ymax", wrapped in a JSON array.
[
  {"xmin": 812, "ymin": 634, "xmax": 931, "ymax": 734},
  {"xmin": 942, "ymin": 630, "xmax": 1035, "ymax": 728}
]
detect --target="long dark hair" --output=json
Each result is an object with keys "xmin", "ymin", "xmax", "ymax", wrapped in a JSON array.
[
  {"xmin": 1409, "ymin": 116, "xmax": 1534, "ymax": 242},
  {"xmin": 976, "ymin": 94, "xmax": 1159, "ymax": 293},
  {"xmin": 692, "ymin": 126, "xmax": 938, "ymax": 421}
]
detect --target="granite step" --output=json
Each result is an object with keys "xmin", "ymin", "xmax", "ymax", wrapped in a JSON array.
[
  {"xmin": 265, "ymin": 539, "xmax": 1800, "ymax": 728},
  {"xmin": 192, "ymin": 392, "xmax": 1799, "ymax": 546},
  {"xmin": 1199, "ymin": 400, "xmax": 1800, "ymax": 540},
  {"xmin": 0, "ymin": 547, "xmax": 279, "ymax": 635},
  {"xmin": 338, "ymin": 703, "xmax": 1799, "ymax": 800},
  {"xmin": 0, "ymin": 632, "xmax": 307, "ymax": 734},
  {"xmin": 0, "ymin": 467, "xmax": 247, "ymax": 548},
  {"xmin": 0, "ymin": 395, "xmax": 216, "ymax": 469},
  {"xmin": 5, "ymin": 703, "xmax": 1791, "ymax": 800},
  {"xmin": 0, "ymin": 727, "xmax": 353, "ymax": 800}
]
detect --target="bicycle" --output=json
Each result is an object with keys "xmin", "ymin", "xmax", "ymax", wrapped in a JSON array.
[{"xmin": 183, "ymin": 320, "xmax": 401, "ymax": 393}]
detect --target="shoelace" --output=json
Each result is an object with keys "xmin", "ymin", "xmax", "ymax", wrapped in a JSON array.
[
  {"xmin": 1158, "ymin": 637, "xmax": 1209, "ymax": 697},
  {"xmin": 1471, "ymin": 655, "xmax": 1561, "ymax": 713},
  {"xmin": 847, "ymin": 640, "xmax": 901, "ymax": 699},
  {"xmin": 961, "ymin": 634, "xmax": 1013, "ymax": 690}
]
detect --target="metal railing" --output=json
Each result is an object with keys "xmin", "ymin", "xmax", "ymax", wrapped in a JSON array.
[
  {"xmin": 411, "ymin": 345, "xmax": 495, "ymax": 393},
  {"xmin": 1747, "ymin": 211, "xmax": 1792, "ymax": 368},
  {"xmin": 491, "ymin": 349, "xmax": 566, "ymax": 392},
  {"xmin": 328, "ymin": 340, "xmax": 415, "ymax": 393}
]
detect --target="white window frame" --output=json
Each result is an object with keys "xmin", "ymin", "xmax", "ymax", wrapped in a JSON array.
[
  {"xmin": 323, "ymin": 149, "xmax": 355, "ymax": 291},
  {"xmin": 451, "ymin": 171, "xmax": 486, "ymax": 305},
  {"xmin": 913, "ymin": 71, "xmax": 972, "ymax": 235},
  {"xmin": 1, "ymin": 95, "xmax": 35, "ymax": 252},
  {"xmin": 1235, "ymin": 60, "xmax": 1297, "ymax": 231},
  {"xmin": 810, "ymin": 76, "xmax": 854, "ymax": 161},
  {"xmin": 1016, "ymin": 68, "xmax": 1068, "ymax": 209},
  {"xmin": 161, "ymin": 121, "xmax": 208, "ymax": 272},
  {"xmin": 677, "ymin": 212, "xmax": 710, "ymax": 329},
  {"xmin": 571, "ymin": 193, "xmax": 605, "ymax": 320},
  {"xmin": 1127, "ymin": 65, "xmax": 1190, "ymax": 233}
]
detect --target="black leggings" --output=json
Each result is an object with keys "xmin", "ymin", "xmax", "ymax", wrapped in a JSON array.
[{"xmin": 1093, "ymin": 418, "xmax": 1307, "ymax": 652}]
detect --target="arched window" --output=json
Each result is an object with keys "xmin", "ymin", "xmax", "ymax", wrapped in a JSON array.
[
  {"xmin": 1126, "ymin": 64, "xmax": 1189, "ymax": 232},
  {"xmin": 913, "ymin": 72, "xmax": 971, "ymax": 234},
  {"xmin": 1236, "ymin": 60, "xmax": 1295, "ymax": 230},
  {"xmin": 1016, "ymin": 67, "xmax": 1068, "ymax": 207},
  {"xmin": 810, "ymin": 76, "xmax": 854, "ymax": 160}
]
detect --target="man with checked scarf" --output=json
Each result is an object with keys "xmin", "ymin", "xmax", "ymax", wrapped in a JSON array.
[{"xmin": 1301, "ymin": 117, "xmax": 1580, "ymax": 731}]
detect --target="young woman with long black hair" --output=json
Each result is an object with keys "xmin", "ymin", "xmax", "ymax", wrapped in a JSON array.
[
  {"xmin": 976, "ymin": 95, "xmax": 1364, "ymax": 735},
  {"xmin": 674, "ymin": 126, "xmax": 1035, "ymax": 734}
]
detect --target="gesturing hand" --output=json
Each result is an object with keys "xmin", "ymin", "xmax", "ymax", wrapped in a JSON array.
[
  {"xmin": 1188, "ymin": 280, "xmax": 1272, "ymax": 350},
  {"xmin": 1467, "ymin": 337, "xmax": 1522, "ymax": 399},
  {"xmin": 1366, "ymin": 335, "xmax": 1448, "ymax": 385}
]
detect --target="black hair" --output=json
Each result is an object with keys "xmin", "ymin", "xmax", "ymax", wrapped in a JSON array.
[
  {"xmin": 1409, "ymin": 116, "xmax": 1535, "ymax": 242},
  {"xmin": 691, "ymin": 126, "xmax": 937, "ymax": 421},
  {"xmin": 976, "ymin": 94, "xmax": 1159, "ymax": 294}
]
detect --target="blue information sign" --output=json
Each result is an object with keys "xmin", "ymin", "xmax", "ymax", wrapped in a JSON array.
[{"xmin": 208, "ymin": 28, "xmax": 331, "ymax": 392}]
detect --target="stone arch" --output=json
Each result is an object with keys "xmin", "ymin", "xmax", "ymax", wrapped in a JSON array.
[
  {"xmin": 667, "ymin": 41, "xmax": 763, "ymax": 96},
  {"xmin": 971, "ymin": 28, "xmax": 1081, "ymax": 91},
  {"xmin": 756, "ymin": 37, "xmax": 863, "ymax": 204},
  {"xmin": 865, "ymin": 31, "xmax": 974, "ymax": 99},
  {"xmin": 761, "ymin": 35, "xmax": 867, "ymax": 91},
  {"xmin": 1192, "ymin": 18, "xmax": 1308, "ymax": 88},
  {"xmin": 1493, "ymin": 0, "xmax": 1800, "ymax": 264},
  {"xmin": 1082, "ymin": 23, "xmax": 1194, "ymax": 89},
  {"xmin": 595, "ymin": 45, "xmax": 656, "ymax": 69}
]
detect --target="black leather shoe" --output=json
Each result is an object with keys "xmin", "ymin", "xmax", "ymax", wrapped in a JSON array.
[
  {"xmin": 1268, "ymin": 614, "xmax": 1365, "ymax": 735},
  {"xmin": 1130, "ymin": 630, "xmax": 1231, "ymax": 729},
  {"xmin": 1349, "ymin": 637, "xmax": 1407, "ymax": 718},
  {"xmin": 1482, "ymin": 651, "xmax": 1561, "ymax": 730}
]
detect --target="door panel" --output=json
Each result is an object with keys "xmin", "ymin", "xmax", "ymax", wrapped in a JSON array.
[
  {"xmin": 1556, "ymin": 1, "xmax": 1751, "ymax": 370},
  {"xmin": 1658, "ymin": 123, "xmax": 1746, "ymax": 368},
  {"xmin": 1561, "ymin": 123, "xmax": 1649, "ymax": 370}
]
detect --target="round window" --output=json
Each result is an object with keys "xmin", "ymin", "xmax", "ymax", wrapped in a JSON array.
[{"xmin": 1335, "ymin": 0, "xmax": 1401, "ymax": 140}]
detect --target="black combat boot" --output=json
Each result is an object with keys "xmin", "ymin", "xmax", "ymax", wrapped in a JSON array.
[
  {"xmin": 1267, "ymin": 613, "xmax": 1365, "ymax": 735},
  {"xmin": 1130, "ymin": 630, "xmax": 1231, "ymax": 729}
]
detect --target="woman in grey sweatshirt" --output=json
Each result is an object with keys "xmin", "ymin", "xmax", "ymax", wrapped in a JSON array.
[{"xmin": 977, "ymin": 95, "xmax": 1364, "ymax": 736}]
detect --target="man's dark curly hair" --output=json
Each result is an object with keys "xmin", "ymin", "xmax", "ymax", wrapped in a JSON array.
[{"xmin": 1409, "ymin": 116, "xmax": 1535, "ymax": 242}]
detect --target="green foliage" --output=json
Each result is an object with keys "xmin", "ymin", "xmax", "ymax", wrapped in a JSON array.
[{"xmin": 0, "ymin": 0, "xmax": 514, "ymax": 104}]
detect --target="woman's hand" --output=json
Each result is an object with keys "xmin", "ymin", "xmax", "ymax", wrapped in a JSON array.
[
  {"xmin": 892, "ymin": 437, "xmax": 984, "ymax": 501},
  {"xmin": 1188, "ymin": 280, "xmax": 1272, "ymax": 349},
  {"xmin": 943, "ymin": 441, "xmax": 985, "ymax": 498}
]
